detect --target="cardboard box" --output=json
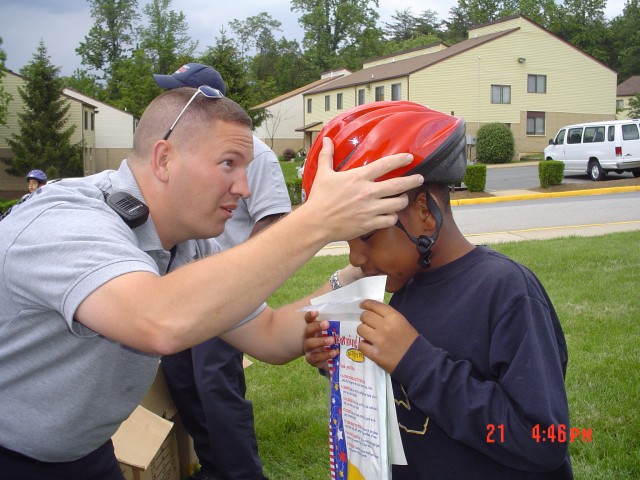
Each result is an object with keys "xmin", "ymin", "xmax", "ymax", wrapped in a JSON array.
[
  {"xmin": 113, "ymin": 357, "xmax": 254, "ymax": 478},
  {"xmin": 113, "ymin": 368, "xmax": 199, "ymax": 479},
  {"xmin": 113, "ymin": 405, "xmax": 180, "ymax": 480}
]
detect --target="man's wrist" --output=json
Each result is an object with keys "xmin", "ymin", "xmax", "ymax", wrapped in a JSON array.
[{"xmin": 329, "ymin": 270, "xmax": 343, "ymax": 290}]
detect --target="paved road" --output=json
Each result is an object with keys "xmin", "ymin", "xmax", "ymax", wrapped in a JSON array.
[
  {"xmin": 317, "ymin": 166, "xmax": 640, "ymax": 256},
  {"xmin": 485, "ymin": 163, "xmax": 636, "ymax": 191}
]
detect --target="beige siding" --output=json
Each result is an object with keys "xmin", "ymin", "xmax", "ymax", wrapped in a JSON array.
[
  {"xmin": 0, "ymin": 73, "xmax": 26, "ymax": 149},
  {"xmin": 363, "ymin": 45, "xmax": 447, "ymax": 68},
  {"xmin": 303, "ymin": 79, "xmax": 410, "ymax": 129},
  {"xmin": 63, "ymin": 89, "xmax": 137, "ymax": 149},
  {"xmin": 406, "ymin": 20, "xmax": 615, "ymax": 153},
  {"xmin": 468, "ymin": 17, "xmax": 523, "ymax": 37},
  {"xmin": 616, "ymin": 96, "xmax": 630, "ymax": 119},
  {"xmin": 254, "ymin": 95, "xmax": 304, "ymax": 153}
]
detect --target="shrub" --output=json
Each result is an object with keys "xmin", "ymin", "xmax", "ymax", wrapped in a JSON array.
[
  {"xmin": 0, "ymin": 199, "xmax": 19, "ymax": 215},
  {"xmin": 538, "ymin": 160, "xmax": 564, "ymax": 188},
  {"xmin": 463, "ymin": 163, "xmax": 487, "ymax": 192},
  {"xmin": 282, "ymin": 148, "xmax": 296, "ymax": 161},
  {"xmin": 476, "ymin": 123, "xmax": 515, "ymax": 164},
  {"xmin": 286, "ymin": 178, "xmax": 303, "ymax": 205}
]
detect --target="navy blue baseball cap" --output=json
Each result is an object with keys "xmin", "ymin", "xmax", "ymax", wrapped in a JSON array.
[{"xmin": 153, "ymin": 63, "xmax": 226, "ymax": 94}]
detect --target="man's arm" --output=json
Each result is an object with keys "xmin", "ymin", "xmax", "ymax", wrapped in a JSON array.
[
  {"xmin": 75, "ymin": 141, "xmax": 422, "ymax": 355},
  {"xmin": 220, "ymin": 265, "xmax": 364, "ymax": 364},
  {"xmin": 250, "ymin": 212, "xmax": 288, "ymax": 237}
]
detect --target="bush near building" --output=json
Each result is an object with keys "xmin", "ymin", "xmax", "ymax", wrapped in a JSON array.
[
  {"xmin": 539, "ymin": 160, "xmax": 565, "ymax": 188},
  {"xmin": 463, "ymin": 163, "xmax": 487, "ymax": 192},
  {"xmin": 476, "ymin": 123, "xmax": 515, "ymax": 164}
]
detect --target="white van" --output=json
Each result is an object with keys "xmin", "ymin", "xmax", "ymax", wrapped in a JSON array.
[{"xmin": 543, "ymin": 120, "xmax": 640, "ymax": 180}]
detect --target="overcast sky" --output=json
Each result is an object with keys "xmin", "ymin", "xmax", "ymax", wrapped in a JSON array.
[{"xmin": 0, "ymin": 0, "xmax": 628, "ymax": 78}]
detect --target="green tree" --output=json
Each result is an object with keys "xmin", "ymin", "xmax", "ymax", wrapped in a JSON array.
[
  {"xmin": 610, "ymin": 0, "xmax": 640, "ymax": 80},
  {"xmin": 384, "ymin": 9, "xmax": 442, "ymax": 42},
  {"xmin": 4, "ymin": 41, "xmax": 82, "ymax": 179},
  {"xmin": 229, "ymin": 12, "xmax": 282, "ymax": 63},
  {"xmin": 111, "ymin": 49, "xmax": 158, "ymax": 116},
  {"xmin": 268, "ymin": 38, "xmax": 318, "ymax": 94},
  {"xmin": 291, "ymin": 0, "xmax": 381, "ymax": 71},
  {"xmin": 381, "ymin": 34, "xmax": 442, "ymax": 56},
  {"xmin": 501, "ymin": 0, "xmax": 559, "ymax": 29},
  {"xmin": 76, "ymin": 0, "xmax": 140, "ymax": 100},
  {"xmin": 0, "ymin": 37, "xmax": 12, "ymax": 126},
  {"xmin": 628, "ymin": 94, "xmax": 640, "ymax": 119},
  {"xmin": 548, "ymin": 0, "xmax": 613, "ymax": 65},
  {"xmin": 199, "ymin": 30, "xmax": 267, "ymax": 127},
  {"xmin": 62, "ymin": 68, "xmax": 104, "ymax": 98},
  {"xmin": 139, "ymin": 0, "xmax": 197, "ymax": 75}
]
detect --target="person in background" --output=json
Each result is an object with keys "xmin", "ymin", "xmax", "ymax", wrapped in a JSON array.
[
  {"xmin": 26, "ymin": 169, "xmax": 47, "ymax": 193},
  {"xmin": 302, "ymin": 102, "xmax": 573, "ymax": 480},
  {"xmin": 153, "ymin": 63, "xmax": 291, "ymax": 480}
]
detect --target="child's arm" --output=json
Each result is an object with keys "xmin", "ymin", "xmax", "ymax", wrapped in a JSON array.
[{"xmin": 357, "ymin": 299, "xmax": 419, "ymax": 372}]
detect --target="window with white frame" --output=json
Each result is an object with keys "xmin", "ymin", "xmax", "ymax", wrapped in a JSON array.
[
  {"xmin": 375, "ymin": 86, "xmax": 384, "ymax": 101},
  {"xmin": 527, "ymin": 75, "xmax": 546, "ymax": 93},
  {"xmin": 337, "ymin": 93, "xmax": 343, "ymax": 110},
  {"xmin": 324, "ymin": 95, "xmax": 330, "ymax": 111},
  {"xmin": 616, "ymin": 99, "xmax": 625, "ymax": 111},
  {"xmin": 526, "ymin": 111, "xmax": 545, "ymax": 135},
  {"xmin": 491, "ymin": 85, "xmax": 511, "ymax": 104},
  {"xmin": 307, "ymin": 98, "xmax": 312, "ymax": 113},
  {"xmin": 391, "ymin": 83, "xmax": 401, "ymax": 101},
  {"xmin": 358, "ymin": 89, "xmax": 365, "ymax": 105}
]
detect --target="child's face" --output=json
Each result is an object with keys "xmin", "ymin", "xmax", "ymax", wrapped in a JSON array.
[
  {"xmin": 347, "ymin": 207, "xmax": 423, "ymax": 293},
  {"xmin": 27, "ymin": 179, "xmax": 40, "ymax": 192}
]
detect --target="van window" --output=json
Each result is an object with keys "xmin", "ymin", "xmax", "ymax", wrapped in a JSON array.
[
  {"xmin": 622, "ymin": 124, "xmax": 639, "ymax": 141},
  {"xmin": 608, "ymin": 126, "xmax": 615, "ymax": 141},
  {"xmin": 584, "ymin": 126, "xmax": 605, "ymax": 143},
  {"xmin": 567, "ymin": 128, "xmax": 583, "ymax": 144},
  {"xmin": 555, "ymin": 129, "xmax": 566, "ymax": 145}
]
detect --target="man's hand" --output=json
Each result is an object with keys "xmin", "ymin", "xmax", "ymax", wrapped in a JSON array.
[
  {"xmin": 357, "ymin": 299, "xmax": 419, "ymax": 373},
  {"xmin": 304, "ymin": 138, "xmax": 424, "ymax": 242}
]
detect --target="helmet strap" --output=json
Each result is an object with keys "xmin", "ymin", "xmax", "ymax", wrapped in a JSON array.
[{"xmin": 395, "ymin": 188, "xmax": 443, "ymax": 269}]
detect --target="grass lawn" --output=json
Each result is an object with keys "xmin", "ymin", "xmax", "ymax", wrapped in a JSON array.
[
  {"xmin": 246, "ymin": 230, "xmax": 640, "ymax": 479},
  {"xmin": 279, "ymin": 159, "xmax": 304, "ymax": 184}
]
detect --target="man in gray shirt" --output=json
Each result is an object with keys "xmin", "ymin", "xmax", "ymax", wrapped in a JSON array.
[
  {"xmin": 0, "ymin": 86, "xmax": 423, "ymax": 479},
  {"xmin": 154, "ymin": 64, "xmax": 291, "ymax": 480}
]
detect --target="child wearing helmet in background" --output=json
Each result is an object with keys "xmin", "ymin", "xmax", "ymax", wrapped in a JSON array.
[
  {"xmin": 303, "ymin": 102, "xmax": 573, "ymax": 479},
  {"xmin": 25, "ymin": 169, "xmax": 47, "ymax": 193}
]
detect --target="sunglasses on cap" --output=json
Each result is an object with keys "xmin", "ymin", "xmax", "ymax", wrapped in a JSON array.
[{"xmin": 162, "ymin": 85, "xmax": 225, "ymax": 141}]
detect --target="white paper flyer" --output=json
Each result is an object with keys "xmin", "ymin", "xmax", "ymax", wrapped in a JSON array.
[{"xmin": 308, "ymin": 276, "xmax": 406, "ymax": 480}]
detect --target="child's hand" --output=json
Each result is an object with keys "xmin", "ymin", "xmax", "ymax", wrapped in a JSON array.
[
  {"xmin": 357, "ymin": 299, "xmax": 419, "ymax": 373},
  {"xmin": 303, "ymin": 310, "xmax": 338, "ymax": 371}
]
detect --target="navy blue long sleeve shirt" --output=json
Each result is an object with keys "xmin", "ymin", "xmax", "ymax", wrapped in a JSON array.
[{"xmin": 389, "ymin": 247, "xmax": 573, "ymax": 479}]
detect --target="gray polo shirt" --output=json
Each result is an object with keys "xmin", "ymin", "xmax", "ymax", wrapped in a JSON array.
[{"xmin": 0, "ymin": 160, "xmax": 263, "ymax": 462}]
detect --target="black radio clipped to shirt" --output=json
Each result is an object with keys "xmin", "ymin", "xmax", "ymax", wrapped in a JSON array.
[{"xmin": 104, "ymin": 191, "xmax": 149, "ymax": 228}]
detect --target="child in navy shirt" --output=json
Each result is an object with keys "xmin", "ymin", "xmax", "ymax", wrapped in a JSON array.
[{"xmin": 302, "ymin": 101, "xmax": 573, "ymax": 479}]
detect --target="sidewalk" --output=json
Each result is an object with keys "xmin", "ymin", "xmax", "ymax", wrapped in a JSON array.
[{"xmin": 316, "ymin": 183, "xmax": 640, "ymax": 256}]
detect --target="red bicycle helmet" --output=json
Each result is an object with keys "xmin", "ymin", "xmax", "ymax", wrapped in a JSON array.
[{"xmin": 301, "ymin": 101, "xmax": 466, "ymax": 201}]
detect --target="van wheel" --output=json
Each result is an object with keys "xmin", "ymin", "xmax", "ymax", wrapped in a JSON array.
[
  {"xmin": 588, "ymin": 160, "xmax": 606, "ymax": 181},
  {"xmin": 633, "ymin": 169, "xmax": 640, "ymax": 178}
]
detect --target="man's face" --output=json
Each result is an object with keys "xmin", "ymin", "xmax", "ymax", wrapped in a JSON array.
[
  {"xmin": 27, "ymin": 179, "xmax": 40, "ymax": 192},
  {"xmin": 166, "ymin": 120, "xmax": 254, "ymax": 242}
]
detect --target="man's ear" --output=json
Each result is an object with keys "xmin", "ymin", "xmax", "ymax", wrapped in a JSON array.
[{"xmin": 151, "ymin": 140, "xmax": 172, "ymax": 183}]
